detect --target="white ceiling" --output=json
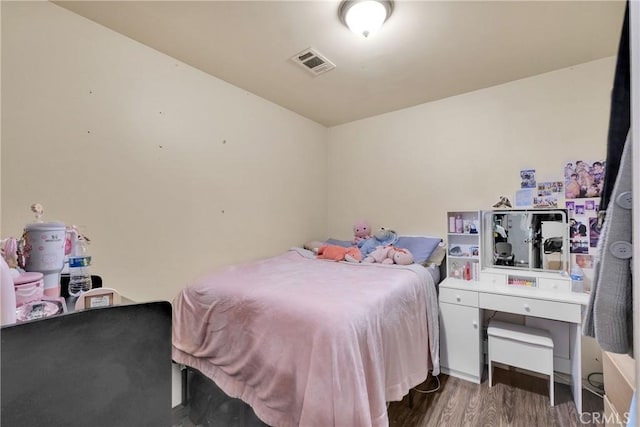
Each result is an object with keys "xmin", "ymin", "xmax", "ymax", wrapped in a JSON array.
[{"xmin": 54, "ymin": 0, "xmax": 626, "ymax": 127}]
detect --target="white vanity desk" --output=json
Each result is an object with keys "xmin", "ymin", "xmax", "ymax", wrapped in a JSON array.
[{"xmin": 439, "ymin": 270, "xmax": 590, "ymax": 412}]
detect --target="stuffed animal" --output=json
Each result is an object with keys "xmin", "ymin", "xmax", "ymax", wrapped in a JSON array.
[
  {"xmin": 388, "ymin": 247, "xmax": 414, "ymax": 265},
  {"xmin": 358, "ymin": 228, "xmax": 398, "ymax": 258},
  {"xmin": 351, "ymin": 220, "xmax": 371, "ymax": 245},
  {"xmin": 363, "ymin": 245, "xmax": 394, "ymax": 264},
  {"xmin": 303, "ymin": 240, "xmax": 326, "ymax": 254},
  {"xmin": 316, "ymin": 245, "xmax": 362, "ymax": 262},
  {"xmin": 363, "ymin": 245, "xmax": 414, "ymax": 265}
]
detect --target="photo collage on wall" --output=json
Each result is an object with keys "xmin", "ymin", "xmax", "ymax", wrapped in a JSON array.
[
  {"xmin": 514, "ymin": 170, "xmax": 564, "ymax": 209},
  {"xmin": 535, "ymin": 180, "xmax": 563, "ymax": 208},
  {"xmin": 563, "ymin": 159, "xmax": 606, "ymax": 270},
  {"xmin": 510, "ymin": 161, "xmax": 606, "ymax": 292}
]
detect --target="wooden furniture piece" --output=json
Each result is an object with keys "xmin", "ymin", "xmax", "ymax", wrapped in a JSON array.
[
  {"xmin": 488, "ymin": 320, "xmax": 555, "ymax": 406},
  {"xmin": 1, "ymin": 302, "xmax": 172, "ymax": 427},
  {"xmin": 439, "ymin": 276, "xmax": 589, "ymax": 412},
  {"xmin": 603, "ymin": 351, "xmax": 635, "ymax": 426}
]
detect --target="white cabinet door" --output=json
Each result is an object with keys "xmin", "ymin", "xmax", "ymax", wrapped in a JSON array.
[{"xmin": 440, "ymin": 302, "xmax": 482, "ymax": 383}]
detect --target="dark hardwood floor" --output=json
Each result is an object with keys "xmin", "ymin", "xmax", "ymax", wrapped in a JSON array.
[
  {"xmin": 172, "ymin": 367, "xmax": 604, "ymax": 427},
  {"xmin": 389, "ymin": 368, "xmax": 603, "ymax": 427}
]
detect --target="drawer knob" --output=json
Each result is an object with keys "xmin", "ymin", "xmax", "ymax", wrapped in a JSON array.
[
  {"xmin": 456, "ymin": 295, "xmax": 461, "ymax": 302},
  {"xmin": 524, "ymin": 304, "xmax": 530, "ymax": 312},
  {"xmin": 472, "ymin": 321, "xmax": 478, "ymax": 328}
]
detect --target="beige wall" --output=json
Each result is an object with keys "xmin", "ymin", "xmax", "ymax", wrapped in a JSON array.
[
  {"xmin": 326, "ymin": 57, "xmax": 615, "ymax": 378},
  {"xmin": 1, "ymin": 2, "xmax": 327, "ymax": 302},
  {"xmin": 326, "ymin": 57, "xmax": 615, "ymax": 240},
  {"xmin": 1, "ymin": 2, "xmax": 616, "ymax": 301}
]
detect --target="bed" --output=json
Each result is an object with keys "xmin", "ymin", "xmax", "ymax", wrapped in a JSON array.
[{"xmin": 172, "ymin": 245, "xmax": 441, "ymax": 427}]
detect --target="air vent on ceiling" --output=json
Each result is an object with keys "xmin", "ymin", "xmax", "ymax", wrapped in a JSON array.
[{"xmin": 290, "ymin": 47, "xmax": 336, "ymax": 76}]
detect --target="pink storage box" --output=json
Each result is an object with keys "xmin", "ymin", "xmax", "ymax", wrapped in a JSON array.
[{"xmin": 13, "ymin": 272, "xmax": 44, "ymax": 306}]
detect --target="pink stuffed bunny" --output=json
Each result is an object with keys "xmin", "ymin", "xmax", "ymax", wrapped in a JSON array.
[
  {"xmin": 363, "ymin": 245, "xmax": 414, "ymax": 265},
  {"xmin": 351, "ymin": 220, "xmax": 371, "ymax": 245},
  {"xmin": 388, "ymin": 247, "xmax": 414, "ymax": 265},
  {"xmin": 363, "ymin": 245, "xmax": 394, "ymax": 264}
]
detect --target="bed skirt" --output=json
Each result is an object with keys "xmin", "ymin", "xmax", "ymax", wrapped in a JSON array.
[{"xmin": 185, "ymin": 366, "xmax": 269, "ymax": 427}]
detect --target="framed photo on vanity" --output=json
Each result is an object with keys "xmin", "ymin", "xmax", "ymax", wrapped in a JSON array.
[{"xmin": 75, "ymin": 288, "xmax": 122, "ymax": 311}]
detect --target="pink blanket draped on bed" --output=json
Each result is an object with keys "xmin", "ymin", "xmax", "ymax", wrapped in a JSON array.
[{"xmin": 172, "ymin": 248, "xmax": 439, "ymax": 427}]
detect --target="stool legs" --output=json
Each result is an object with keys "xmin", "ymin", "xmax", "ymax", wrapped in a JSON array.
[{"xmin": 487, "ymin": 321, "xmax": 555, "ymax": 407}]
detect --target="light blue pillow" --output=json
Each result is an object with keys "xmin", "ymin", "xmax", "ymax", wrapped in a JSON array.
[
  {"xmin": 325, "ymin": 238, "xmax": 353, "ymax": 248},
  {"xmin": 395, "ymin": 236, "xmax": 442, "ymax": 264}
]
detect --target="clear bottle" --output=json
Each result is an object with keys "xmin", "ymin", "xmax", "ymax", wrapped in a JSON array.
[
  {"xmin": 451, "ymin": 262, "xmax": 461, "ymax": 279},
  {"xmin": 68, "ymin": 236, "xmax": 92, "ymax": 297},
  {"xmin": 570, "ymin": 264, "xmax": 584, "ymax": 293},
  {"xmin": 455, "ymin": 214, "xmax": 464, "ymax": 233}
]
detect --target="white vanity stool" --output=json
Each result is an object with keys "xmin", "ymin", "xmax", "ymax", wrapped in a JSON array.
[{"xmin": 488, "ymin": 320, "xmax": 555, "ymax": 406}]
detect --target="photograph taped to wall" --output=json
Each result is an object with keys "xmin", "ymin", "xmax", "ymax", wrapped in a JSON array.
[
  {"xmin": 570, "ymin": 216, "xmax": 589, "ymax": 254},
  {"xmin": 570, "ymin": 218, "xmax": 588, "ymax": 237},
  {"xmin": 589, "ymin": 217, "xmax": 601, "ymax": 248},
  {"xmin": 537, "ymin": 181, "xmax": 563, "ymax": 195},
  {"xmin": 566, "ymin": 201, "xmax": 575, "ymax": 212},
  {"xmin": 564, "ymin": 159, "xmax": 605, "ymax": 199},
  {"xmin": 533, "ymin": 195, "xmax": 558, "ymax": 208},
  {"xmin": 576, "ymin": 254, "xmax": 594, "ymax": 269},
  {"xmin": 570, "ymin": 238, "xmax": 589, "ymax": 254},
  {"xmin": 520, "ymin": 169, "xmax": 536, "ymax": 189},
  {"xmin": 568, "ymin": 195, "xmax": 601, "ymax": 255},
  {"xmin": 515, "ymin": 189, "xmax": 533, "ymax": 207}
]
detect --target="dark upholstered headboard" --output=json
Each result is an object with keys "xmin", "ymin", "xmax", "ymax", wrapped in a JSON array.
[{"xmin": 1, "ymin": 302, "xmax": 172, "ymax": 427}]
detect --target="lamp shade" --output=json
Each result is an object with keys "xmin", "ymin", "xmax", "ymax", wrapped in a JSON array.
[{"xmin": 339, "ymin": 0, "xmax": 393, "ymax": 38}]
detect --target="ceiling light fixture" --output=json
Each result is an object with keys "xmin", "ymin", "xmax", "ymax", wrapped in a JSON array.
[{"xmin": 338, "ymin": 0, "xmax": 394, "ymax": 38}]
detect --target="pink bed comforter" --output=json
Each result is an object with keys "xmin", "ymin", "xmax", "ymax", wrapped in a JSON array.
[{"xmin": 172, "ymin": 248, "xmax": 439, "ymax": 427}]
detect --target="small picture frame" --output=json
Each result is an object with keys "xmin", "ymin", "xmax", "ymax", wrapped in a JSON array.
[{"xmin": 75, "ymin": 288, "xmax": 122, "ymax": 311}]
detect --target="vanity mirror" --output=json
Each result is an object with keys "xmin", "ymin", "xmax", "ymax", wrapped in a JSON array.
[{"xmin": 481, "ymin": 209, "xmax": 569, "ymax": 274}]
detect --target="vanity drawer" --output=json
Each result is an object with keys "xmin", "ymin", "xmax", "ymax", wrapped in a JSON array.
[
  {"xmin": 538, "ymin": 278, "xmax": 571, "ymax": 292},
  {"xmin": 479, "ymin": 293, "xmax": 581, "ymax": 323},
  {"xmin": 440, "ymin": 288, "xmax": 479, "ymax": 307},
  {"xmin": 479, "ymin": 272, "xmax": 506, "ymax": 285}
]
